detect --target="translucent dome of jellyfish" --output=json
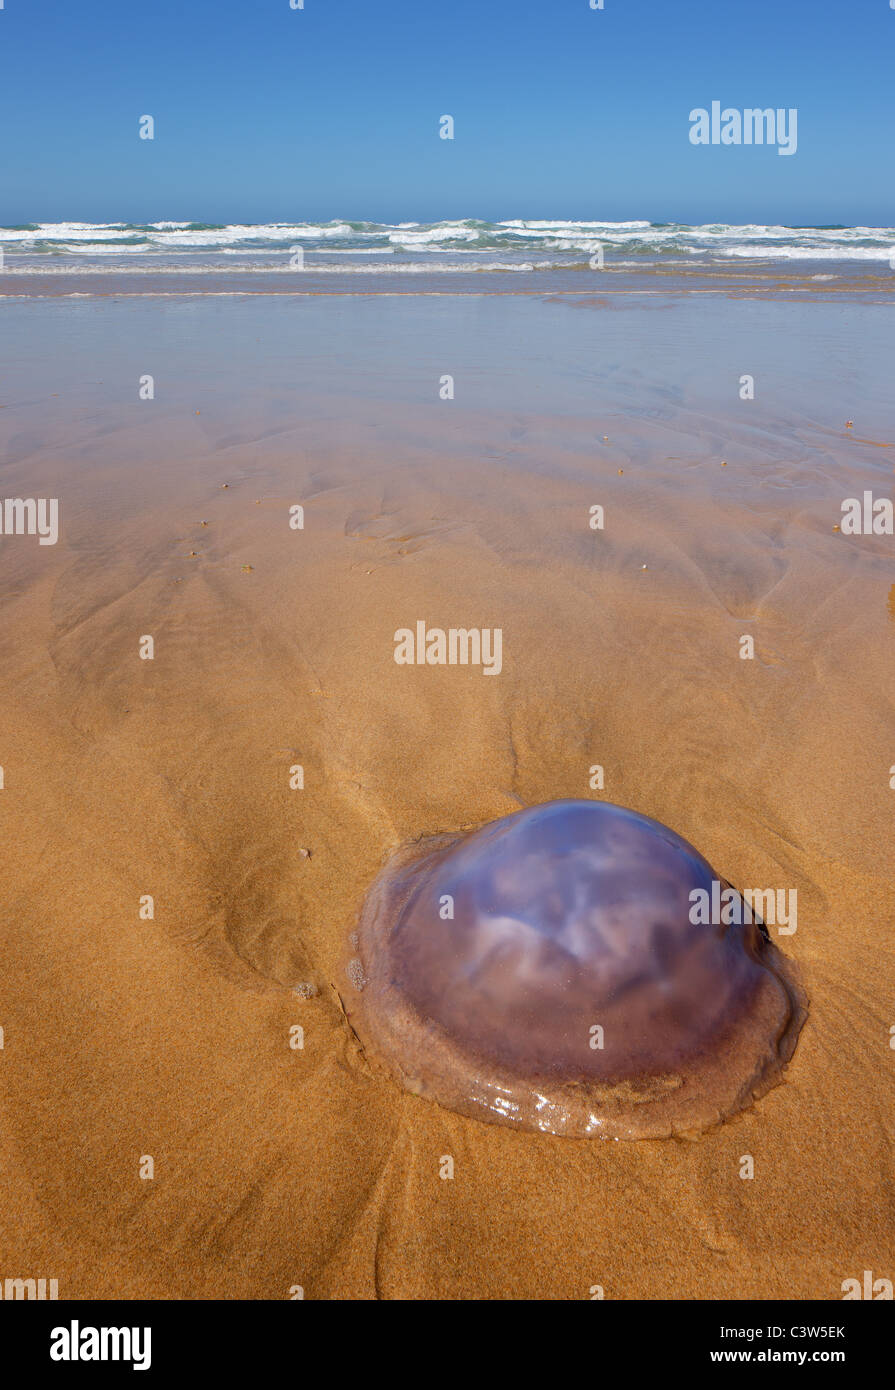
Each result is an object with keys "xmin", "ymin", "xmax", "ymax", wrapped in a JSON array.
[{"xmin": 345, "ymin": 800, "xmax": 807, "ymax": 1139}]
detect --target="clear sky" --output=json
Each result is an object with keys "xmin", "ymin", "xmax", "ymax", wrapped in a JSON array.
[{"xmin": 1, "ymin": 0, "xmax": 892, "ymax": 226}]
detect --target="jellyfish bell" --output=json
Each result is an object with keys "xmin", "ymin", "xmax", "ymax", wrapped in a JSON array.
[{"xmin": 345, "ymin": 799, "xmax": 807, "ymax": 1139}]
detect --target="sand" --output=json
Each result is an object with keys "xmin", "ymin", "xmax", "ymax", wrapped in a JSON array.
[{"xmin": 0, "ymin": 285, "xmax": 892, "ymax": 1299}]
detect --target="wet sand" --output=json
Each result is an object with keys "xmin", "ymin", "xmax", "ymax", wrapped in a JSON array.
[{"xmin": 0, "ymin": 285, "xmax": 892, "ymax": 1298}]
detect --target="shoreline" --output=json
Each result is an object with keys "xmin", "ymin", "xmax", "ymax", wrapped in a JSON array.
[{"xmin": 2, "ymin": 260, "xmax": 893, "ymax": 302}]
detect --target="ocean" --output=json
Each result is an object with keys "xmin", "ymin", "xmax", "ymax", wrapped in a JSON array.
[{"xmin": 2, "ymin": 219, "xmax": 894, "ymax": 297}]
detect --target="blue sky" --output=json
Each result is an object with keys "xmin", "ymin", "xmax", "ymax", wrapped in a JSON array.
[{"xmin": 1, "ymin": 0, "xmax": 892, "ymax": 225}]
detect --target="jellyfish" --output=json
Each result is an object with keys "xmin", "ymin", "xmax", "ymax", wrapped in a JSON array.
[{"xmin": 345, "ymin": 800, "xmax": 806, "ymax": 1139}]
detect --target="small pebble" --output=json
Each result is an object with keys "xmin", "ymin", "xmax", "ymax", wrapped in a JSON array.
[{"xmin": 346, "ymin": 957, "xmax": 367, "ymax": 991}]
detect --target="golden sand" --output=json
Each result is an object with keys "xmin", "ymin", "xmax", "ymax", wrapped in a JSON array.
[{"xmin": 0, "ymin": 402, "xmax": 892, "ymax": 1299}]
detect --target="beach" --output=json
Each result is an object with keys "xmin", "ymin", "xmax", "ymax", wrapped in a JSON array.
[{"xmin": 0, "ymin": 253, "xmax": 893, "ymax": 1298}]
